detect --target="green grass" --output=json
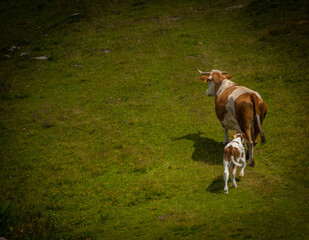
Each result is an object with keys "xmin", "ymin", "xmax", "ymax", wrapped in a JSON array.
[{"xmin": 0, "ymin": 0, "xmax": 308, "ymax": 239}]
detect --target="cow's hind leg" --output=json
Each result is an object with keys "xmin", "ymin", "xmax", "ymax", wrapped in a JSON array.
[
  {"xmin": 248, "ymin": 142, "xmax": 254, "ymax": 167},
  {"xmin": 238, "ymin": 155, "xmax": 246, "ymax": 178},
  {"xmin": 245, "ymin": 143, "xmax": 254, "ymax": 167},
  {"xmin": 235, "ymin": 99, "xmax": 255, "ymax": 167},
  {"xmin": 244, "ymin": 129, "xmax": 254, "ymax": 167}
]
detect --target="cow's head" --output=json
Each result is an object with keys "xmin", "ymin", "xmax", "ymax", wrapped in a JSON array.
[{"xmin": 198, "ymin": 69, "xmax": 232, "ymax": 96}]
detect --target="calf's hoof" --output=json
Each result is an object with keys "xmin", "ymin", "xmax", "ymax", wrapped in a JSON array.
[{"xmin": 238, "ymin": 173, "xmax": 244, "ymax": 178}]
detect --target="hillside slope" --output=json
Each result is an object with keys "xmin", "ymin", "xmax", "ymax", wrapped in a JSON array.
[{"xmin": 1, "ymin": 0, "xmax": 308, "ymax": 239}]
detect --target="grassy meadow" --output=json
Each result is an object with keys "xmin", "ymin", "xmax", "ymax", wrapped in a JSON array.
[{"xmin": 0, "ymin": 0, "xmax": 308, "ymax": 239}]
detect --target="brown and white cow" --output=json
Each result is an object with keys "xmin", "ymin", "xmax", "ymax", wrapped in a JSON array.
[{"xmin": 198, "ymin": 69, "xmax": 267, "ymax": 167}]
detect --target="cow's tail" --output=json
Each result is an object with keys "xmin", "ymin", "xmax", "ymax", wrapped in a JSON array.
[{"xmin": 251, "ymin": 94, "xmax": 266, "ymax": 144}]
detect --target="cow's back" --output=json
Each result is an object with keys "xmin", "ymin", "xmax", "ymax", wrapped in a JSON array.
[{"xmin": 216, "ymin": 85, "xmax": 264, "ymax": 131}]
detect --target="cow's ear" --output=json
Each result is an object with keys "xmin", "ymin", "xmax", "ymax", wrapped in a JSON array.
[{"xmin": 225, "ymin": 75, "xmax": 232, "ymax": 80}]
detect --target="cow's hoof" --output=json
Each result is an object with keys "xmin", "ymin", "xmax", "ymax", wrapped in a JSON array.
[
  {"xmin": 248, "ymin": 160, "xmax": 255, "ymax": 167},
  {"xmin": 224, "ymin": 190, "xmax": 228, "ymax": 194},
  {"xmin": 238, "ymin": 173, "xmax": 244, "ymax": 178}
]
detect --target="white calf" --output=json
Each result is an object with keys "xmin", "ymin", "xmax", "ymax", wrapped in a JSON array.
[{"xmin": 223, "ymin": 133, "xmax": 246, "ymax": 194}]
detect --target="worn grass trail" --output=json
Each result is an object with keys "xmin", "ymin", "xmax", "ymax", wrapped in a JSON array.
[{"xmin": 0, "ymin": 0, "xmax": 308, "ymax": 239}]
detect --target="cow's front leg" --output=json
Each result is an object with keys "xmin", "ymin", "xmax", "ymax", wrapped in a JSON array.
[
  {"xmin": 223, "ymin": 127, "xmax": 229, "ymax": 145},
  {"xmin": 223, "ymin": 160, "xmax": 229, "ymax": 194},
  {"xmin": 245, "ymin": 140, "xmax": 254, "ymax": 167}
]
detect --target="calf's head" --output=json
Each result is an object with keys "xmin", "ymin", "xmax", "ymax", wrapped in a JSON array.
[{"xmin": 233, "ymin": 133, "xmax": 245, "ymax": 144}]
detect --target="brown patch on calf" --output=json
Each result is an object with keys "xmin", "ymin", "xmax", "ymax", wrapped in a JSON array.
[
  {"xmin": 224, "ymin": 146, "xmax": 240, "ymax": 161},
  {"xmin": 224, "ymin": 147, "xmax": 231, "ymax": 162},
  {"xmin": 232, "ymin": 147, "xmax": 240, "ymax": 162},
  {"xmin": 224, "ymin": 146, "xmax": 240, "ymax": 173}
]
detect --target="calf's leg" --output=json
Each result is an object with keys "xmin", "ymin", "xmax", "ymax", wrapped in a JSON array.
[
  {"xmin": 230, "ymin": 164, "xmax": 237, "ymax": 188},
  {"xmin": 223, "ymin": 160, "xmax": 229, "ymax": 194}
]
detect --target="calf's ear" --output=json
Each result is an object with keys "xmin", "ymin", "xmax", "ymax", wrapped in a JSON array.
[{"xmin": 225, "ymin": 75, "xmax": 232, "ymax": 80}]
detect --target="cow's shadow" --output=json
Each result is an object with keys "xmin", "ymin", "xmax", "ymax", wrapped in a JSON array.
[{"xmin": 173, "ymin": 131, "xmax": 223, "ymax": 165}]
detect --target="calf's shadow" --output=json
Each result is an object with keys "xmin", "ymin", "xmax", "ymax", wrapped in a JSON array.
[
  {"xmin": 206, "ymin": 175, "xmax": 241, "ymax": 194},
  {"xmin": 206, "ymin": 175, "xmax": 223, "ymax": 193},
  {"xmin": 173, "ymin": 131, "xmax": 223, "ymax": 165}
]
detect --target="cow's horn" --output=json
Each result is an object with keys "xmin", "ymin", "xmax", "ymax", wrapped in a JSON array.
[
  {"xmin": 197, "ymin": 68, "xmax": 210, "ymax": 75},
  {"xmin": 221, "ymin": 71, "xmax": 228, "ymax": 74}
]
